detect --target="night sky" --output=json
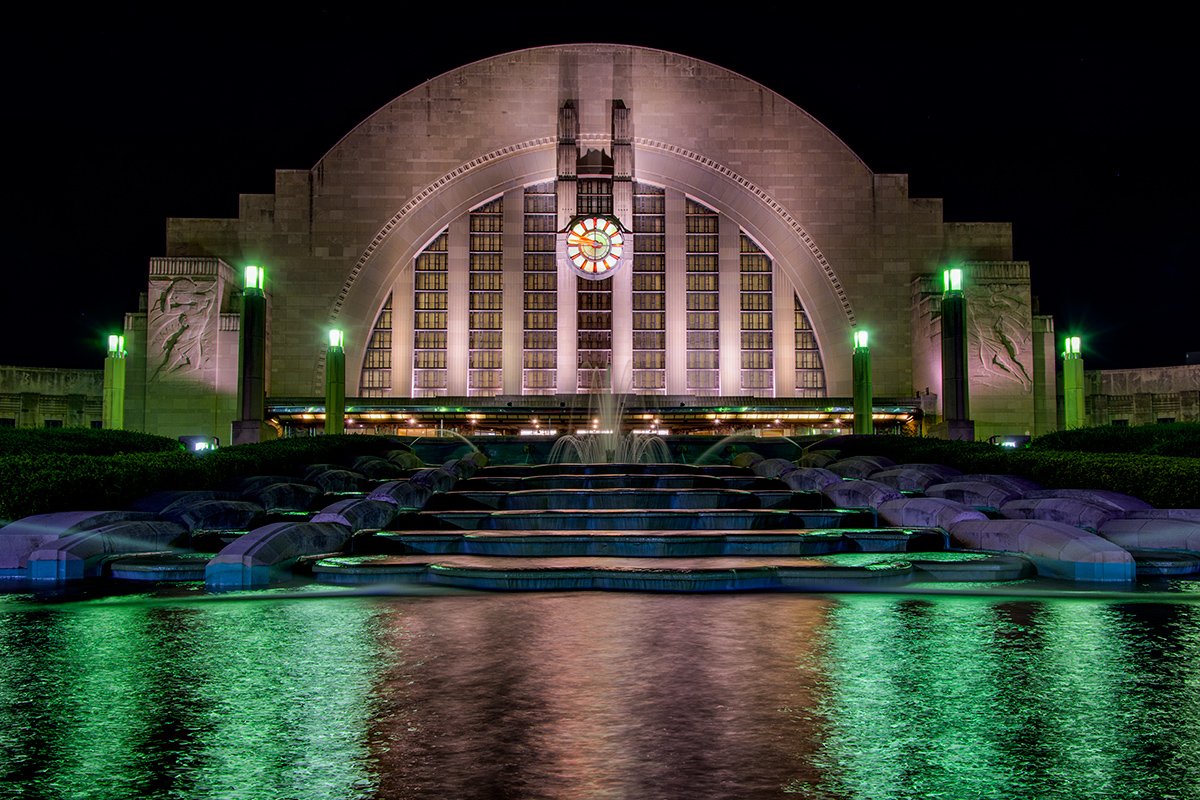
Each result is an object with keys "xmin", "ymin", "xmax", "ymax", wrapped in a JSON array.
[{"xmin": 3, "ymin": 11, "xmax": 1194, "ymax": 372}]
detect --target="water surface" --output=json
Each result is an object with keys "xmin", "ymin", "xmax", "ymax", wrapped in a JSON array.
[{"xmin": 2, "ymin": 583, "xmax": 1198, "ymax": 799}]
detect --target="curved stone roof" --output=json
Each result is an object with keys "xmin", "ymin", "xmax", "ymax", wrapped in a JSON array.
[
  {"xmin": 165, "ymin": 44, "xmax": 971, "ymax": 399},
  {"xmin": 310, "ymin": 45, "xmax": 891, "ymax": 393}
]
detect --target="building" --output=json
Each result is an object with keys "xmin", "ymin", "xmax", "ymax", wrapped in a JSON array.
[
  {"xmin": 0, "ymin": 366, "xmax": 103, "ymax": 430},
  {"xmin": 118, "ymin": 44, "xmax": 1061, "ymax": 442},
  {"xmin": 1068, "ymin": 365, "xmax": 1200, "ymax": 427}
]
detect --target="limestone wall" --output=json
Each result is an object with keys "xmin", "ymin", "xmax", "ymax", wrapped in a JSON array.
[
  {"xmin": 910, "ymin": 261, "xmax": 1042, "ymax": 439},
  {"xmin": 123, "ymin": 258, "xmax": 242, "ymax": 441}
]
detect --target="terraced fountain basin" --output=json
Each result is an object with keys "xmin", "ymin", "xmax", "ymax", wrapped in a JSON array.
[
  {"xmin": 510, "ymin": 488, "xmax": 758, "ymax": 510},
  {"xmin": 365, "ymin": 527, "xmax": 944, "ymax": 556},
  {"xmin": 475, "ymin": 463, "xmax": 752, "ymax": 477},
  {"xmin": 108, "ymin": 553, "xmax": 215, "ymax": 581},
  {"xmin": 368, "ymin": 529, "xmax": 845, "ymax": 557},
  {"xmin": 311, "ymin": 554, "xmax": 917, "ymax": 591},
  {"xmin": 440, "ymin": 487, "xmax": 810, "ymax": 511},
  {"xmin": 1126, "ymin": 549, "xmax": 1200, "ymax": 576},
  {"xmin": 516, "ymin": 474, "xmax": 728, "ymax": 490},
  {"xmin": 413, "ymin": 508, "xmax": 876, "ymax": 531},
  {"xmin": 821, "ymin": 551, "xmax": 1035, "ymax": 582},
  {"xmin": 452, "ymin": 475, "xmax": 747, "ymax": 494}
]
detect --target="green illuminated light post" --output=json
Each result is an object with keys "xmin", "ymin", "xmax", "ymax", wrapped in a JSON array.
[
  {"xmin": 325, "ymin": 329, "xmax": 345, "ymax": 435},
  {"xmin": 1063, "ymin": 335, "xmax": 1086, "ymax": 429},
  {"xmin": 233, "ymin": 266, "xmax": 268, "ymax": 445},
  {"xmin": 932, "ymin": 267, "xmax": 975, "ymax": 441},
  {"xmin": 102, "ymin": 334, "xmax": 126, "ymax": 430},
  {"xmin": 852, "ymin": 329, "xmax": 873, "ymax": 435}
]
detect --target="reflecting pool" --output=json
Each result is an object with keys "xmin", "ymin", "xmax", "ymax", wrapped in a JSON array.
[{"xmin": 2, "ymin": 583, "xmax": 1198, "ymax": 799}]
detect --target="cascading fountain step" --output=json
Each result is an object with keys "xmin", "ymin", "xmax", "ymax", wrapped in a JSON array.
[
  {"xmin": 357, "ymin": 527, "xmax": 946, "ymax": 556},
  {"xmin": 426, "ymin": 488, "xmax": 808, "ymax": 512},
  {"xmin": 477, "ymin": 463, "xmax": 750, "ymax": 478},
  {"xmin": 108, "ymin": 552, "xmax": 215, "ymax": 581},
  {"xmin": 519, "ymin": 474, "xmax": 730, "ymax": 490},
  {"xmin": 451, "ymin": 475, "xmax": 731, "ymax": 493},
  {"xmin": 405, "ymin": 507, "xmax": 877, "ymax": 531},
  {"xmin": 310, "ymin": 553, "xmax": 918, "ymax": 591}
]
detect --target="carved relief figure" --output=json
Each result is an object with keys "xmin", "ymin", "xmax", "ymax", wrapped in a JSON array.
[
  {"xmin": 148, "ymin": 278, "xmax": 216, "ymax": 382},
  {"xmin": 967, "ymin": 283, "xmax": 1033, "ymax": 392}
]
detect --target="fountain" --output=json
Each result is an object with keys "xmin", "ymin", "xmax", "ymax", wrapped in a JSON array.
[
  {"xmin": 7, "ymin": 364, "xmax": 1191, "ymax": 591},
  {"xmin": 695, "ymin": 431, "xmax": 759, "ymax": 465},
  {"xmin": 547, "ymin": 424, "xmax": 671, "ymax": 464},
  {"xmin": 407, "ymin": 430, "xmax": 480, "ymax": 454},
  {"xmin": 547, "ymin": 371, "xmax": 671, "ymax": 464}
]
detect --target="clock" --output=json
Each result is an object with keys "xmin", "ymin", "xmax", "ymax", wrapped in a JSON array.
[{"xmin": 565, "ymin": 215, "xmax": 626, "ymax": 278}]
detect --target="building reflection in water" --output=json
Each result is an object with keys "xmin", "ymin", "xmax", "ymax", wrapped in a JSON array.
[
  {"xmin": 367, "ymin": 594, "xmax": 836, "ymax": 798},
  {"xmin": 0, "ymin": 589, "xmax": 1197, "ymax": 799}
]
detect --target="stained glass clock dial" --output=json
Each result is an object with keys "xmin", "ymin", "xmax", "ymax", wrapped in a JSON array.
[{"xmin": 566, "ymin": 216, "xmax": 625, "ymax": 277}]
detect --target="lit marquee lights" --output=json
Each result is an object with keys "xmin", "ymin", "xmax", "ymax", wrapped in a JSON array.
[{"xmin": 566, "ymin": 216, "xmax": 625, "ymax": 277}]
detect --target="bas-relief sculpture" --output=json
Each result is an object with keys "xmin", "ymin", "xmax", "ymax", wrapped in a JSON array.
[
  {"xmin": 967, "ymin": 283, "xmax": 1034, "ymax": 393},
  {"xmin": 148, "ymin": 278, "xmax": 217, "ymax": 383}
]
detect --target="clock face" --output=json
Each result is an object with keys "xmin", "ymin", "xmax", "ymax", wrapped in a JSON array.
[{"xmin": 567, "ymin": 216, "xmax": 625, "ymax": 276}]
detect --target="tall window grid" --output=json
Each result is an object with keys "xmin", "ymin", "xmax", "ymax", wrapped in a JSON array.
[
  {"xmin": 577, "ymin": 178, "xmax": 613, "ymax": 216},
  {"xmin": 685, "ymin": 198, "xmax": 720, "ymax": 395},
  {"xmin": 412, "ymin": 231, "xmax": 448, "ymax": 396},
  {"xmin": 360, "ymin": 294, "xmax": 393, "ymax": 397},
  {"xmin": 468, "ymin": 198, "xmax": 504, "ymax": 396},
  {"xmin": 523, "ymin": 182, "xmax": 557, "ymax": 394},
  {"xmin": 739, "ymin": 235, "xmax": 773, "ymax": 394},
  {"xmin": 577, "ymin": 178, "xmax": 613, "ymax": 392},
  {"xmin": 631, "ymin": 182, "xmax": 666, "ymax": 393},
  {"xmin": 795, "ymin": 295, "xmax": 827, "ymax": 397}
]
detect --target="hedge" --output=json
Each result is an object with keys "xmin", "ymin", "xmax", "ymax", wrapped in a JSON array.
[
  {"xmin": 0, "ymin": 435, "xmax": 399, "ymax": 524},
  {"xmin": 1029, "ymin": 422, "xmax": 1200, "ymax": 458},
  {"xmin": 820, "ymin": 435, "xmax": 1200, "ymax": 509},
  {"xmin": 0, "ymin": 428, "xmax": 184, "ymax": 457},
  {"xmin": 4, "ymin": 430, "xmax": 1196, "ymax": 524}
]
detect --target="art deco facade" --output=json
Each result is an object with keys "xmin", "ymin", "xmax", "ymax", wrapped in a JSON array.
[{"xmin": 119, "ymin": 44, "xmax": 1059, "ymax": 442}]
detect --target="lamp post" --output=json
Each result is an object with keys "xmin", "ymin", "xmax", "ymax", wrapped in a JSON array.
[
  {"xmin": 233, "ymin": 266, "xmax": 268, "ymax": 444},
  {"xmin": 932, "ymin": 267, "xmax": 975, "ymax": 441},
  {"xmin": 325, "ymin": 329, "xmax": 345, "ymax": 436},
  {"xmin": 1063, "ymin": 335, "xmax": 1086, "ymax": 429},
  {"xmin": 102, "ymin": 334, "xmax": 126, "ymax": 430},
  {"xmin": 852, "ymin": 329, "xmax": 873, "ymax": 435}
]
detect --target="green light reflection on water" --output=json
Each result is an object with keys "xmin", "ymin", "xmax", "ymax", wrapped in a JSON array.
[
  {"xmin": 0, "ymin": 591, "xmax": 387, "ymax": 800},
  {"xmin": 810, "ymin": 593, "xmax": 1200, "ymax": 800},
  {"xmin": 3, "ymin": 586, "xmax": 1200, "ymax": 799}
]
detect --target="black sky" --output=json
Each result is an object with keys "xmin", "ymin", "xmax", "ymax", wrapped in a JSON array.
[{"xmin": 3, "ymin": 10, "xmax": 1195, "ymax": 372}]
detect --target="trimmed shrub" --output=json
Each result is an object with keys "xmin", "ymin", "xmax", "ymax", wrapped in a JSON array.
[
  {"xmin": 0, "ymin": 428, "xmax": 184, "ymax": 457},
  {"xmin": 1029, "ymin": 422, "xmax": 1200, "ymax": 458},
  {"xmin": 0, "ymin": 435, "xmax": 399, "ymax": 524}
]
